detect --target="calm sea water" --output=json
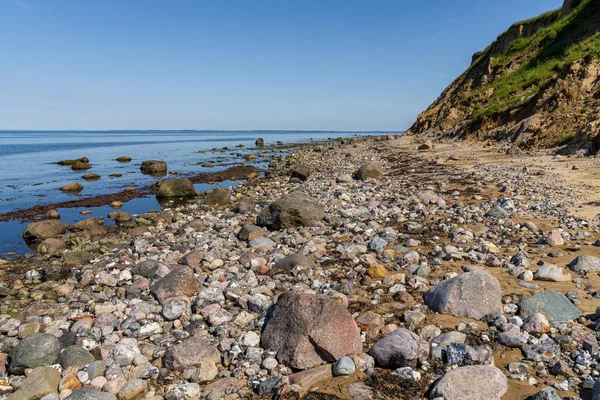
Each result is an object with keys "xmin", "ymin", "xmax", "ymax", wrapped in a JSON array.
[{"xmin": 0, "ymin": 130, "xmax": 393, "ymax": 256}]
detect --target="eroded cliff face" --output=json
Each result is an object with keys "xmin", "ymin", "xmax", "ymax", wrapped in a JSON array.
[{"xmin": 407, "ymin": 0, "xmax": 600, "ymax": 153}]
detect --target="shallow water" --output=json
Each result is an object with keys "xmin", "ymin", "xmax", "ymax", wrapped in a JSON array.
[{"xmin": 0, "ymin": 130, "xmax": 394, "ymax": 256}]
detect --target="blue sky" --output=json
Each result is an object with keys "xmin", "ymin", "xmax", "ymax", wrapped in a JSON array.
[{"xmin": 0, "ymin": 0, "xmax": 562, "ymax": 131}]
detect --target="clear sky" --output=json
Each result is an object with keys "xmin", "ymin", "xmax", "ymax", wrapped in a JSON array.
[{"xmin": 0, "ymin": 0, "xmax": 562, "ymax": 131}]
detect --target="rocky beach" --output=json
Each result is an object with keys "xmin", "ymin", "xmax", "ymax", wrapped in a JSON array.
[{"xmin": 1, "ymin": 136, "xmax": 600, "ymax": 400}]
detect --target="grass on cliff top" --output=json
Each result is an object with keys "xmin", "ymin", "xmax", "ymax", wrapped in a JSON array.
[{"xmin": 470, "ymin": 0, "xmax": 600, "ymax": 120}]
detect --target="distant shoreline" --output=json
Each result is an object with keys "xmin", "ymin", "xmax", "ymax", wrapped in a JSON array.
[{"xmin": 0, "ymin": 129, "xmax": 406, "ymax": 134}]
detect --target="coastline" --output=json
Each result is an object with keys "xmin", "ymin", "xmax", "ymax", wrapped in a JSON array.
[{"xmin": 1, "ymin": 135, "xmax": 599, "ymax": 399}]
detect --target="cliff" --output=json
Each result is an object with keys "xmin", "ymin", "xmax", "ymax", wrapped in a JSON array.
[{"xmin": 406, "ymin": 0, "xmax": 600, "ymax": 153}]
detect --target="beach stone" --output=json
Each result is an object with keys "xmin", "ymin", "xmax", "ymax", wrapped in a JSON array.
[
  {"xmin": 333, "ymin": 356, "xmax": 355, "ymax": 376},
  {"xmin": 255, "ymin": 138, "xmax": 264, "ymax": 146},
  {"xmin": 23, "ymin": 220, "xmax": 68, "ymax": 243},
  {"xmin": 38, "ymin": 238, "xmax": 67, "ymax": 255},
  {"xmin": 522, "ymin": 313, "xmax": 551, "ymax": 334},
  {"xmin": 261, "ymin": 291, "xmax": 362, "ymax": 369},
  {"xmin": 430, "ymin": 365, "xmax": 508, "ymax": 400},
  {"xmin": 65, "ymin": 388, "xmax": 116, "ymax": 400},
  {"xmin": 290, "ymin": 164, "xmax": 311, "ymax": 181},
  {"xmin": 58, "ymin": 345, "xmax": 95, "ymax": 369},
  {"xmin": 369, "ymin": 328, "xmax": 429, "ymax": 368},
  {"xmin": 45, "ymin": 209, "xmax": 60, "ymax": 219},
  {"xmin": 256, "ymin": 192, "xmax": 324, "ymax": 230},
  {"xmin": 366, "ymin": 265, "xmax": 389, "ymax": 279},
  {"xmin": 61, "ymin": 182, "xmax": 84, "ymax": 192},
  {"xmin": 43, "ymin": 263, "xmax": 71, "ymax": 281},
  {"xmin": 485, "ymin": 205, "xmax": 509, "ymax": 218},
  {"xmin": 543, "ymin": 229, "xmax": 564, "ymax": 246},
  {"xmin": 71, "ymin": 161, "xmax": 90, "ymax": 171},
  {"xmin": 355, "ymin": 311, "xmax": 385, "ymax": 339},
  {"xmin": 271, "ymin": 253, "xmax": 314, "ymax": 274},
  {"xmin": 523, "ymin": 340, "xmax": 560, "ymax": 364},
  {"xmin": 165, "ymin": 383, "xmax": 201, "ymax": 400},
  {"xmin": 161, "ymin": 296, "xmax": 192, "ymax": 320},
  {"xmin": 498, "ymin": 332, "xmax": 527, "ymax": 348},
  {"xmin": 7, "ymin": 367, "xmax": 60, "ymax": 400},
  {"xmin": 140, "ymin": 160, "xmax": 167, "ymax": 174},
  {"xmin": 131, "ymin": 260, "xmax": 170, "ymax": 279},
  {"xmin": 107, "ymin": 211, "xmax": 132, "ymax": 224},
  {"xmin": 117, "ymin": 379, "xmax": 146, "ymax": 400},
  {"xmin": 535, "ymin": 264, "xmax": 572, "ymax": 282},
  {"xmin": 115, "ymin": 156, "xmax": 132, "ymax": 162},
  {"xmin": 355, "ymin": 161, "xmax": 383, "ymax": 180},
  {"xmin": 150, "ymin": 266, "xmax": 198, "ymax": 303},
  {"xmin": 202, "ymin": 188, "xmax": 231, "ymax": 206},
  {"xmin": 70, "ymin": 217, "xmax": 104, "ymax": 233},
  {"xmin": 288, "ymin": 365, "xmax": 333, "ymax": 389},
  {"xmin": 57, "ymin": 157, "xmax": 88, "ymax": 166},
  {"xmin": 567, "ymin": 255, "xmax": 600, "ymax": 273},
  {"xmin": 424, "ymin": 272, "xmax": 502, "ymax": 320},
  {"xmin": 336, "ymin": 174, "xmax": 353, "ymax": 183},
  {"xmin": 518, "ymin": 291, "xmax": 582, "ymax": 322},
  {"xmin": 63, "ymin": 250, "xmax": 93, "ymax": 266},
  {"xmin": 156, "ymin": 178, "xmax": 197, "ymax": 198},
  {"xmin": 81, "ymin": 173, "xmax": 100, "ymax": 180},
  {"xmin": 248, "ymin": 236, "xmax": 276, "ymax": 253},
  {"xmin": 163, "ymin": 336, "xmax": 220, "ymax": 371},
  {"xmin": 10, "ymin": 332, "xmax": 61, "ymax": 374},
  {"xmin": 237, "ymin": 224, "xmax": 265, "ymax": 241},
  {"xmin": 531, "ymin": 387, "xmax": 562, "ymax": 400}
]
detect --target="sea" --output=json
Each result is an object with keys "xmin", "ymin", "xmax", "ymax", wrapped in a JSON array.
[{"xmin": 0, "ymin": 130, "xmax": 397, "ymax": 257}]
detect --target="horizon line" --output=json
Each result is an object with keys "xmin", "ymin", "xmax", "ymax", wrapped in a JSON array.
[{"xmin": 0, "ymin": 129, "xmax": 406, "ymax": 133}]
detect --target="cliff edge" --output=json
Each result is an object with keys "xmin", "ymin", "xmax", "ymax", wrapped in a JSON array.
[{"xmin": 406, "ymin": 0, "xmax": 600, "ymax": 153}]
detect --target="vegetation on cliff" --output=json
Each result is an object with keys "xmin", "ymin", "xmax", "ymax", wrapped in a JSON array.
[{"xmin": 408, "ymin": 0, "xmax": 600, "ymax": 151}]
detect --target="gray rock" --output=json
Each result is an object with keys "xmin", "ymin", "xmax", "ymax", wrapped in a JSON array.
[
  {"xmin": 336, "ymin": 174, "xmax": 353, "ymax": 183},
  {"xmin": 10, "ymin": 332, "xmax": 61, "ymax": 375},
  {"xmin": 369, "ymin": 328, "xmax": 429, "ymax": 368},
  {"xmin": 522, "ymin": 340, "xmax": 561, "ymax": 364},
  {"xmin": 333, "ymin": 356, "xmax": 355, "ymax": 376},
  {"xmin": 271, "ymin": 253, "xmax": 314, "ymax": 275},
  {"xmin": 530, "ymin": 387, "xmax": 562, "ymax": 400},
  {"xmin": 237, "ymin": 224, "xmax": 265, "ymax": 241},
  {"xmin": 256, "ymin": 193, "xmax": 324, "ymax": 230},
  {"xmin": 65, "ymin": 388, "xmax": 117, "ymax": 400},
  {"xmin": 161, "ymin": 296, "xmax": 192, "ymax": 320},
  {"xmin": 518, "ymin": 291, "xmax": 582, "ymax": 322},
  {"xmin": 131, "ymin": 260, "xmax": 170, "ymax": 280},
  {"xmin": 485, "ymin": 205, "xmax": 509, "ymax": 218},
  {"xmin": 567, "ymin": 255, "xmax": 600, "ymax": 273},
  {"xmin": 290, "ymin": 164, "xmax": 311, "ymax": 181},
  {"xmin": 498, "ymin": 332, "xmax": 527, "ymax": 348},
  {"xmin": 430, "ymin": 365, "xmax": 508, "ymax": 400},
  {"xmin": 424, "ymin": 272, "xmax": 502, "ymax": 320},
  {"xmin": 57, "ymin": 345, "xmax": 95, "ymax": 369}
]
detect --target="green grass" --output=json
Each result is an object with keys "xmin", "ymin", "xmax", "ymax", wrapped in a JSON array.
[
  {"xmin": 468, "ymin": 0, "xmax": 600, "ymax": 120},
  {"xmin": 553, "ymin": 131, "xmax": 577, "ymax": 147},
  {"xmin": 509, "ymin": 9, "xmax": 561, "ymax": 29}
]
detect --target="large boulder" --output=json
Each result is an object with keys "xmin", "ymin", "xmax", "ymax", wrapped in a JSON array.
[
  {"xmin": 163, "ymin": 336, "xmax": 220, "ymax": 371},
  {"xmin": 7, "ymin": 366, "xmax": 60, "ymax": 400},
  {"xmin": 256, "ymin": 193, "xmax": 324, "ymax": 230},
  {"xmin": 369, "ymin": 328, "xmax": 429, "ymax": 368},
  {"xmin": 23, "ymin": 220, "xmax": 68, "ymax": 243},
  {"xmin": 203, "ymin": 188, "xmax": 232, "ymax": 206},
  {"xmin": 424, "ymin": 272, "xmax": 502, "ymax": 320},
  {"xmin": 140, "ymin": 160, "xmax": 167, "ymax": 174},
  {"xmin": 261, "ymin": 291, "xmax": 362, "ymax": 370},
  {"xmin": 355, "ymin": 162, "xmax": 383, "ymax": 181},
  {"xmin": 157, "ymin": 179, "xmax": 198, "ymax": 198},
  {"xmin": 10, "ymin": 332, "xmax": 61, "ymax": 374},
  {"xmin": 567, "ymin": 255, "xmax": 600, "ymax": 274},
  {"xmin": 430, "ymin": 365, "xmax": 508, "ymax": 400},
  {"xmin": 150, "ymin": 266, "xmax": 199, "ymax": 303},
  {"xmin": 255, "ymin": 138, "xmax": 265, "ymax": 146},
  {"xmin": 518, "ymin": 291, "xmax": 582, "ymax": 322}
]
